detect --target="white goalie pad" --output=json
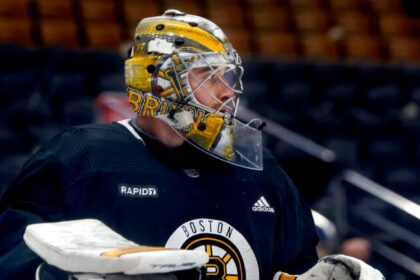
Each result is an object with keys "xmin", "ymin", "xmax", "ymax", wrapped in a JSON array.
[{"xmin": 24, "ymin": 219, "xmax": 208, "ymax": 275}]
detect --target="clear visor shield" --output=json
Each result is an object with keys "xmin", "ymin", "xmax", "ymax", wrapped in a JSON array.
[{"xmin": 158, "ymin": 52, "xmax": 263, "ymax": 170}]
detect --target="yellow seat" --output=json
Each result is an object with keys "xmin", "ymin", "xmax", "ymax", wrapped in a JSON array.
[
  {"xmin": 39, "ymin": 19, "xmax": 80, "ymax": 48},
  {"xmin": 256, "ymin": 31, "xmax": 300, "ymax": 58},
  {"xmin": 0, "ymin": 17, "xmax": 32, "ymax": 45},
  {"xmin": 85, "ymin": 22, "xmax": 124, "ymax": 50}
]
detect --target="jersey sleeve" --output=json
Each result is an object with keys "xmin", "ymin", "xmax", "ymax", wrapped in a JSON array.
[
  {"xmin": 271, "ymin": 167, "xmax": 319, "ymax": 275},
  {"xmin": 0, "ymin": 134, "xmax": 74, "ymax": 279}
]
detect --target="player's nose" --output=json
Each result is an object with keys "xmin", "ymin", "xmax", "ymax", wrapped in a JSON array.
[{"xmin": 217, "ymin": 82, "xmax": 236, "ymax": 103}]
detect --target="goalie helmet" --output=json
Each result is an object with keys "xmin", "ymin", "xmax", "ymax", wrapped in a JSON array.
[{"xmin": 125, "ymin": 10, "xmax": 263, "ymax": 170}]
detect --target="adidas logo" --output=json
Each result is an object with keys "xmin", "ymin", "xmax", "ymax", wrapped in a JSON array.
[{"xmin": 252, "ymin": 196, "xmax": 275, "ymax": 213}]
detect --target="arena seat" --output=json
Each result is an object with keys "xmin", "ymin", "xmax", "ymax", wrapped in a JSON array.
[
  {"xmin": 88, "ymin": 50, "xmax": 125, "ymax": 73},
  {"xmin": 223, "ymin": 28, "xmax": 253, "ymax": 54},
  {"xmin": 0, "ymin": 18, "xmax": 33, "ymax": 45},
  {"xmin": 163, "ymin": 0, "xmax": 202, "ymax": 16},
  {"xmin": 39, "ymin": 19, "xmax": 80, "ymax": 48},
  {"xmin": 0, "ymin": 45, "xmax": 38, "ymax": 72},
  {"xmin": 323, "ymin": 137, "xmax": 360, "ymax": 167},
  {"xmin": 300, "ymin": 33, "xmax": 340, "ymax": 60},
  {"xmin": 312, "ymin": 62, "xmax": 358, "ymax": 87},
  {"xmin": 382, "ymin": 167, "xmax": 419, "ymax": 197},
  {"xmin": 84, "ymin": 22, "xmax": 124, "ymax": 50},
  {"xmin": 327, "ymin": 0, "xmax": 364, "ymax": 11},
  {"xmin": 333, "ymin": 11, "xmax": 373, "ymax": 35},
  {"xmin": 366, "ymin": 138, "xmax": 407, "ymax": 176},
  {"xmin": 44, "ymin": 47, "xmax": 85, "ymax": 69},
  {"xmin": 365, "ymin": 84, "xmax": 402, "ymax": 112},
  {"xmin": 275, "ymin": 81, "xmax": 314, "ymax": 110},
  {"xmin": 122, "ymin": 0, "xmax": 160, "ymax": 37},
  {"xmin": 322, "ymin": 83, "xmax": 358, "ymax": 109},
  {"xmin": 255, "ymin": 31, "xmax": 300, "ymax": 57},
  {"xmin": 357, "ymin": 64, "xmax": 402, "ymax": 88},
  {"xmin": 289, "ymin": 0, "xmax": 325, "ymax": 10},
  {"xmin": 79, "ymin": 0, "xmax": 117, "ymax": 23},
  {"xmin": 386, "ymin": 36, "xmax": 420, "ymax": 63},
  {"xmin": 294, "ymin": 10, "xmax": 332, "ymax": 33},
  {"xmin": 0, "ymin": 0, "xmax": 30, "ymax": 17},
  {"xmin": 206, "ymin": 2, "xmax": 246, "ymax": 29},
  {"xmin": 123, "ymin": 0, "xmax": 160, "ymax": 23},
  {"xmin": 269, "ymin": 61, "xmax": 314, "ymax": 83},
  {"xmin": 61, "ymin": 99, "xmax": 95, "ymax": 126},
  {"xmin": 45, "ymin": 73, "xmax": 89, "ymax": 120},
  {"xmin": 369, "ymin": 0, "xmax": 403, "ymax": 14},
  {"xmin": 35, "ymin": 0, "xmax": 74, "ymax": 20},
  {"xmin": 378, "ymin": 14, "xmax": 414, "ymax": 37},
  {"xmin": 96, "ymin": 73, "xmax": 125, "ymax": 93},
  {"xmin": 250, "ymin": 6, "xmax": 293, "ymax": 32},
  {"xmin": 344, "ymin": 34, "xmax": 384, "ymax": 62},
  {"xmin": 0, "ymin": 71, "xmax": 39, "ymax": 104}
]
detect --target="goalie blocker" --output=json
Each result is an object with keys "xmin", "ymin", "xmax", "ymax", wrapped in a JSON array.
[
  {"xmin": 23, "ymin": 219, "xmax": 208, "ymax": 280},
  {"xmin": 36, "ymin": 262, "xmax": 205, "ymax": 280}
]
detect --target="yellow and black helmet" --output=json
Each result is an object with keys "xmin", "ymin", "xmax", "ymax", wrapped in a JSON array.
[{"xmin": 125, "ymin": 10, "xmax": 263, "ymax": 170}]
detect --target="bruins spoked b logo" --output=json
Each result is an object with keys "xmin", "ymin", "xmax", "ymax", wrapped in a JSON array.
[
  {"xmin": 184, "ymin": 235, "xmax": 244, "ymax": 279},
  {"xmin": 166, "ymin": 218, "xmax": 259, "ymax": 280}
]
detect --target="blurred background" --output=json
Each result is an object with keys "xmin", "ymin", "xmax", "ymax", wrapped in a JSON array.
[{"xmin": 0, "ymin": 0, "xmax": 419, "ymax": 279}]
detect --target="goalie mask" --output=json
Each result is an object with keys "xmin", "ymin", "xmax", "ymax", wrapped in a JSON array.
[{"xmin": 125, "ymin": 10, "xmax": 263, "ymax": 170}]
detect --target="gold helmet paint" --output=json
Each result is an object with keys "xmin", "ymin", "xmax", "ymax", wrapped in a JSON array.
[{"xmin": 125, "ymin": 10, "xmax": 263, "ymax": 170}]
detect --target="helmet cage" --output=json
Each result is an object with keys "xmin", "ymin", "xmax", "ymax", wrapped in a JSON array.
[{"xmin": 153, "ymin": 51, "xmax": 243, "ymax": 117}]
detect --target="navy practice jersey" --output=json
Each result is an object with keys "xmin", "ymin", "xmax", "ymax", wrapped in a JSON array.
[{"xmin": 0, "ymin": 119, "xmax": 319, "ymax": 280}]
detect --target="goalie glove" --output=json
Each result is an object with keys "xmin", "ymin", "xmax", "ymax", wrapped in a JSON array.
[
  {"xmin": 24, "ymin": 219, "xmax": 208, "ymax": 279},
  {"xmin": 273, "ymin": 254, "xmax": 385, "ymax": 280},
  {"xmin": 35, "ymin": 262, "xmax": 205, "ymax": 280}
]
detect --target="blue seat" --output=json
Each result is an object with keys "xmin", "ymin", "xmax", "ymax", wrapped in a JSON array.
[
  {"xmin": 0, "ymin": 44, "xmax": 38, "ymax": 73},
  {"xmin": 313, "ymin": 62, "xmax": 358, "ymax": 85},
  {"xmin": 46, "ymin": 72, "xmax": 89, "ymax": 104},
  {"xmin": 86, "ymin": 50, "xmax": 125, "ymax": 96},
  {"xmin": 350, "ymin": 108, "xmax": 398, "ymax": 138},
  {"xmin": 96, "ymin": 73, "xmax": 125, "ymax": 93},
  {"xmin": 269, "ymin": 61, "xmax": 314, "ymax": 83},
  {"xmin": 382, "ymin": 167, "xmax": 419, "ymax": 197},
  {"xmin": 275, "ymin": 81, "xmax": 314, "ymax": 110},
  {"xmin": 401, "ymin": 65, "xmax": 420, "ymax": 91},
  {"xmin": 40, "ymin": 47, "xmax": 87, "ymax": 75},
  {"xmin": 242, "ymin": 59, "xmax": 269, "ymax": 83},
  {"xmin": 323, "ymin": 137, "xmax": 360, "ymax": 167},
  {"xmin": 60, "ymin": 99, "xmax": 94, "ymax": 126},
  {"xmin": 87, "ymin": 50, "xmax": 125, "ymax": 76},
  {"xmin": 410, "ymin": 87, "xmax": 420, "ymax": 104},
  {"xmin": 0, "ymin": 70, "xmax": 39, "ymax": 103},
  {"xmin": 323, "ymin": 83, "xmax": 358, "ymax": 108},
  {"xmin": 365, "ymin": 84, "xmax": 401, "ymax": 112},
  {"xmin": 357, "ymin": 64, "xmax": 401, "ymax": 87},
  {"xmin": 241, "ymin": 80, "xmax": 270, "ymax": 109},
  {"xmin": 366, "ymin": 138, "xmax": 407, "ymax": 178}
]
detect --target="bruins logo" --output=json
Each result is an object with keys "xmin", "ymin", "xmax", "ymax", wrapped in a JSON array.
[
  {"xmin": 166, "ymin": 218, "xmax": 259, "ymax": 280},
  {"xmin": 183, "ymin": 234, "xmax": 245, "ymax": 279}
]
